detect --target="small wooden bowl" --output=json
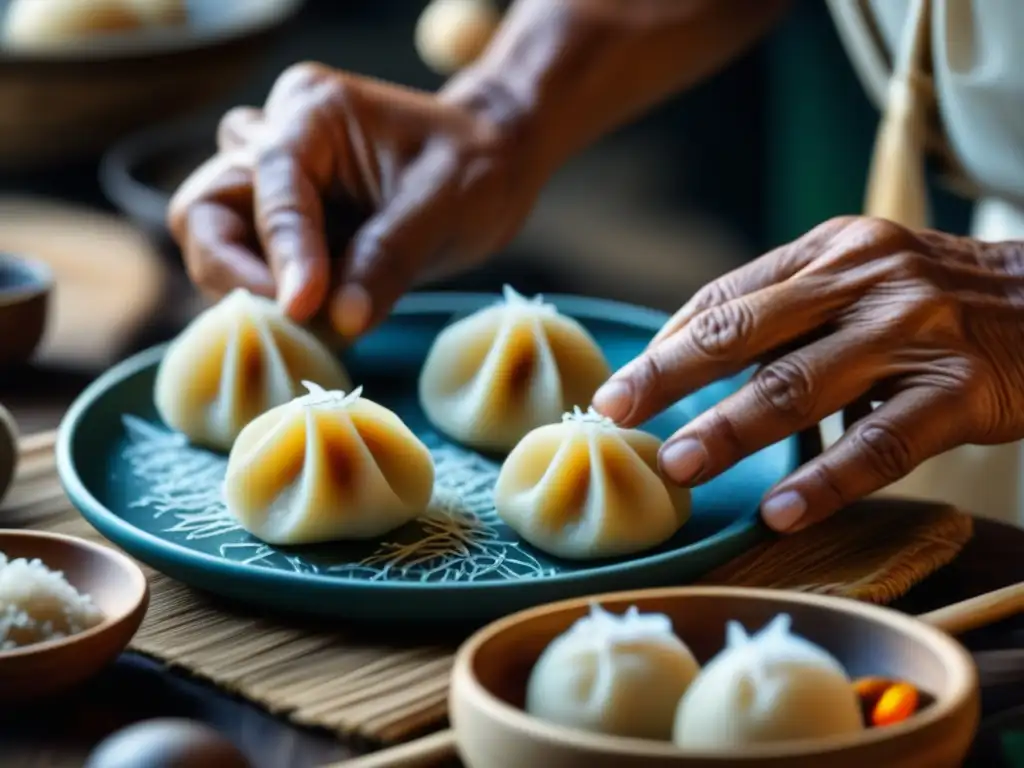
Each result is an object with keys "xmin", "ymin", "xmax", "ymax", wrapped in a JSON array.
[
  {"xmin": 0, "ymin": 253, "xmax": 52, "ymax": 366},
  {"xmin": 0, "ymin": 530, "xmax": 149, "ymax": 702},
  {"xmin": 450, "ymin": 587, "xmax": 979, "ymax": 768}
]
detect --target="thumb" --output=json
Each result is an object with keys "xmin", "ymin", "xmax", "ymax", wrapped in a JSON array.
[{"xmin": 330, "ymin": 153, "xmax": 456, "ymax": 338}]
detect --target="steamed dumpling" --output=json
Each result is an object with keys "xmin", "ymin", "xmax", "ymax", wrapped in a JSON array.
[
  {"xmin": 526, "ymin": 604, "xmax": 700, "ymax": 740},
  {"xmin": 224, "ymin": 382, "xmax": 435, "ymax": 545},
  {"xmin": 494, "ymin": 407, "xmax": 691, "ymax": 559},
  {"xmin": 673, "ymin": 614, "xmax": 863, "ymax": 748},
  {"xmin": 418, "ymin": 286, "xmax": 611, "ymax": 452},
  {"xmin": 155, "ymin": 289, "xmax": 351, "ymax": 450},
  {"xmin": 3, "ymin": 0, "xmax": 185, "ymax": 48}
]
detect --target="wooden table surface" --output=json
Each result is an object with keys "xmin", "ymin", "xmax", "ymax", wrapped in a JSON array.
[{"xmin": 4, "ymin": 381, "xmax": 1024, "ymax": 767}]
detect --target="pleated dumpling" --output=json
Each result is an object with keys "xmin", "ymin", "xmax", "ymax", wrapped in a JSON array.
[
  {"xmin": 155, "ymin": 289, "xmax": 351, "ymax": 450},
  {"xmin": 224, "ymin": 382, "xmax": 435, "ymax": 545},
  {"xmin": 418, "ymin": 285, "xmax": 612, "ymax": 452},
  {"xmin": 494, "ymin": 407, "xmax": 691, "ymax": 560}
]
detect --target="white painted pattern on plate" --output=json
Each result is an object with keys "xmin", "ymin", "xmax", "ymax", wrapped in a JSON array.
[{"xmin": 119, "ymin": 415, "xmax": 556, "ymax": 582}]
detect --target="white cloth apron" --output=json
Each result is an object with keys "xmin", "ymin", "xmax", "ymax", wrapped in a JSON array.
[{"xmin": 827, "ymin": 0, "xmax": 1024, "ymax": 524}]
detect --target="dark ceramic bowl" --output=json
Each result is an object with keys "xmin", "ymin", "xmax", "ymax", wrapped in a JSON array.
[{"xmin": 0, "ymin": 254, "xmax": 52, "ymax": 366}]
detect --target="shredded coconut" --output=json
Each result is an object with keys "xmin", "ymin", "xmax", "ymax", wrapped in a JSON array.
[{"xmin": 0, "ymin": 551, "xmax": 104, "ymax": 650}]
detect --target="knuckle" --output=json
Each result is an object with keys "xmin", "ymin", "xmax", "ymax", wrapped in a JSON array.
[
  {"xmin": 255, "ymin": 141, "xmax": 293, "ymax": 178},
  {"xmin": 273, "ymin": 61, "xmax": 331, "ymax": 97},
  {"xmin": 258, "ymin": 204, "xmax": 305, "ymax": 247},
  {"xmin": 697, "ymin": 406, "xmax": 745, "ymax": 463},
  {"xmin": 807, "ymin": 461, "xmax": 854, "ymax": 507},
  {"xmin": 630, "ymin": 350, "xmax": 671, "ymax": 393},
  {"xmin": 217, "ymin": 107, "xmax": 257, "ymax": 150},
  {"xmin": 887, "ymin": 250, "xmax": 934, "ymax": 282},
  {"xmin": 863, "ymin": 216, "xmax": 914, "ymax": 248},
  {"xmin": 752, "ymin": 359, "xmax": 817, "ymax": 419},
  {"xmin": 690, "ymin": 280, "xmax": 734, "ymax": 315},
  {"xmin": 851, "ymin": 421, "xmax": 915, "ymax": 482},
  {"xmin": 821, "ymin": 214, "xmax": 860, "ymax": 233},
  {"xmin": 688, "ymin": 302, "xmax": 754, "ymax": 358},
  {"xmin": 267, "ymin": 63, "xmax": 351, "ymax": 121}
]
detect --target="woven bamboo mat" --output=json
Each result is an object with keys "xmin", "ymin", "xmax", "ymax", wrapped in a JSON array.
[{"xmin": 3, "ymin": 432, "xmax": 973, "ymax": 746}]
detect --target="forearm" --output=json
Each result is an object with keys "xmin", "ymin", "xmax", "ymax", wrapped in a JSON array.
[{"xmin": 441, "ymin": 0, "xmax": 792, "ymax": 171}]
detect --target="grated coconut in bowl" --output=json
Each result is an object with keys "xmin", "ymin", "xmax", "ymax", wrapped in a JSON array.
[{"xmin": 0, "ymin": 551, "xmax": 104, "ymax": 650}]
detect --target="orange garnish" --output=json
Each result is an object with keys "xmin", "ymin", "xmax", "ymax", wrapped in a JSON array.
[
  {"xmin": 854, "ymin": 676, "xmax": 894, "ymax": 700},
  {"xmin": 871, "ymin": 682, "xmax": 920, "ymax": 727}
]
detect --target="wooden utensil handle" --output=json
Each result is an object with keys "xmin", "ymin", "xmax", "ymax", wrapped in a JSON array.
[
  {"xmin": 326, "ymin": 729, "xmax": 456, "ymax": 768},
  {"xmin": 918, "ymin": 582, "xmax": 1024, "ymax": 635}
]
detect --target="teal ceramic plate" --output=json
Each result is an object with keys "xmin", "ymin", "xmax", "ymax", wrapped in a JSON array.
[{"xmin": 57, "ymin": 292, "xmax": 798, "ymax": 623}]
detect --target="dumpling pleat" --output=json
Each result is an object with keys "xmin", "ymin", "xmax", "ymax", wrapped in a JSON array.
[
  {"xmin": 226, "ymin": 411, "xmax": 309, "ymax": 542},
  {"xmin": 297, "ymin": 411, "xmax": 410, "ymax": 541},
  {"xmin": 529, "ymin": 435, "xmax": 595, "ymax": 538},
  {"xmin": 591, "ymin": 433, "xmax": 677, "ymax": 551},
  {"xmin": 540, "ymin": 314, "xmax": 614, "ymax": 410},
  {"xmin": 463, "ymin": 314, "xmax": 564, "ymax": 443},
  {"xmin": 348, "ymin": 409, "xmax": 430, "ymax": 509}
]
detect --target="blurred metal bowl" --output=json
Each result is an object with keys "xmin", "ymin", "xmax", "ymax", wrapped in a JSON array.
[{"xmin": 0, "ymin": 0, "xmax": 304, "ymax": 171}]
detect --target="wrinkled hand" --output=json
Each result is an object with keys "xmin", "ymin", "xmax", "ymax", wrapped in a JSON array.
[
  {"xmin": 593, "ymin": 216, "xmax": 1024, "ymax": 532},
  {"xmin": 169, "ymin": 62, "xmax": 541, "ymax": 337}
]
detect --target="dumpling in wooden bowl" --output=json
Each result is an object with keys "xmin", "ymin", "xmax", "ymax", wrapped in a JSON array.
[
  {"xmin": 673, "ymin": 614, "xmax": 864, "ymax": 747},
  {"xmin": 527, "ymin": 603, "xmax": 700, "ymax": 740},
  {"xmin": 155, "ymin": 289, "xmax": 351, "ymax": 451},
  {"xmin": 418, "ymin": 285, "xmax": 612, "ymax": 453},
  {"xmin": 494, "ymin": 407, "xmax": 691, "ymax": 560},
  {"xmin": 224, "ymin": 382, "xmax": 435, "ymax": 546}
]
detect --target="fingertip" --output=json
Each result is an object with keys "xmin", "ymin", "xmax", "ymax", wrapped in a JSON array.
[
  {"xmin": 277, "ymin": 260, "xmax": 328, "ymax": 322},
  {"xmin": 760, "ymin": 489, "xmax": 808, "ymax": 533},
  {"xmin": 330, "ymin": 283, "xmax": 373, "ymax": 339},
  {"xmin": 592, "ymin": 378, "xmax": 634, "ymax": 424}
]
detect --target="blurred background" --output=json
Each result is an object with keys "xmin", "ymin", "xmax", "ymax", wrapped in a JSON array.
[{"xmin": 0, "ymin": 0, "xmax": 974, "ymax": 432}]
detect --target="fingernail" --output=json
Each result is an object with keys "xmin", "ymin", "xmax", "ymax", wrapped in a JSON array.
[
  {"xmin": 331, "ymin": 284, "xmax": 373, "ymax": 338},
  {"xmin": 277, "ymin": 263, "xmax": 304, "ymax": 315},
  {"xmin": 592, "ymin": 379, "xmax": 633, "ymax": 423},
  {"xmin": 659, "ymin": 438, "xmax": 706, "ymax": 485},
  {"xmin": 761, "ymin": 490, "xmax": 807, "ymax": 532}
]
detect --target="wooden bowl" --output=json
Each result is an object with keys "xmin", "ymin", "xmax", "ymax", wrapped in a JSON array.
[
  {"xmin": 450, "ymin": 587, "xmax": 979, "ymax": 768},
  {"xmin": 0, "ymin": 530, "xmax": 149, "ymax": 702},
  {"xmin": 0, "ymin": 253, "xmax": 52, "ymax": 366},
  {"xmin": 0, "ymin": 0, "xmax": 304, "ymax": 171}
]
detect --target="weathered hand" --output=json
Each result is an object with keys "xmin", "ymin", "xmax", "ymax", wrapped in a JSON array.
[
  {"xmin": 593, "ymin": 216, "xmax": 1024, "ymax": 532},
  {"xmin": 168, "ymin": 61, "xmax": 543, "ymax": 338}
]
